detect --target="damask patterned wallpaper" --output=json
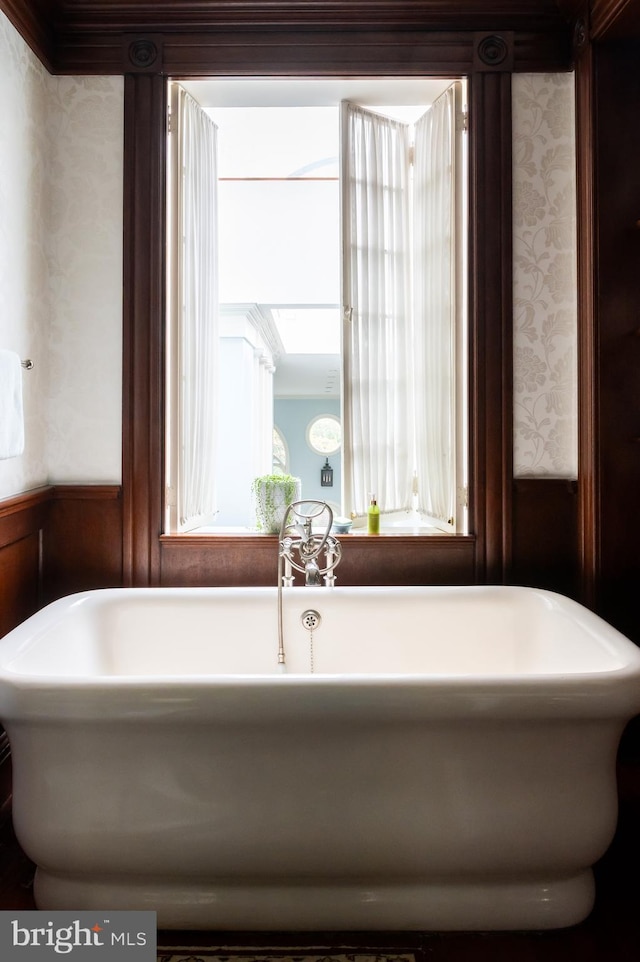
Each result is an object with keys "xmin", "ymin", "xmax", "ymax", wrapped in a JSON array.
[
  {"xmin": 512, "ymin": 73, "xmax": 578, "ymax": 478},
  {"xmin": 45, "ymin": 75, "xmax": 124, "ymax": 483},
  {"xmin": 0, "ymin": 11, "xmax": 123, "ymax": 499}
]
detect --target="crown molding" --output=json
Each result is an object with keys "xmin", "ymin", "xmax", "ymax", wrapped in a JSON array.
[
  {"xmin": 0, "ymin": 0, "xmax": 55, "ymax": 69},
  {"xmin": 2, "ymin": 0, "xmax": 576, "ymax": 74},
  {"xmin": 590, "ymin": 0, "xmax": 640, "ymax": 38},
  {"xmin": 56, "ymin": 0, "xmax": 568, "ymax": 32}
]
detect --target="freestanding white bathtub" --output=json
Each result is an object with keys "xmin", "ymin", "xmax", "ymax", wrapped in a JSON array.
[{"xmin": 0, "ymin": 585, "xmax": 639, "ymax": 932}]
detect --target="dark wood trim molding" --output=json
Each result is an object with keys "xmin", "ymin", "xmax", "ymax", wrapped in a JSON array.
[
  {"xmin": 0, "ymin": 0, "xmax": 55, "ymax": 70},
  {"xmin": 52, "ymin": 0, "xmax": 571, "ymax": 33},
  {"xmin": 122, "ymin": 72, "xmax": 166, "ymax": 587},
  {"xmin": 474, "ymin": 31, "xmax": 515, "ymax": 71},
  {"xmin": 469, "ymin": 70, "xmax": 514, "ymax": 583},
  {"xmin": 2, "ymin": 0, "xmax": 573, "ymax": 75},
  {"xmin": 0, "ymin": 485, "xmax": 50, "ymax": 539},
  {"xmin": 50, "ymin": 484, "xmax": 121, "ymax": 501},
  {"xmin": 119, "ymin": 31, "xmax": 522, "ymax": 590},
  {"xmin": 590, "ymin": 0, "xmax": 638, "ymax": 39},
  {"xmin": 574, "ymin": 31, "xmax": 599, "ymax": 610},
  {"xmin": 52, "ymin": 28, "xmax": 572, "ymax": 77}
]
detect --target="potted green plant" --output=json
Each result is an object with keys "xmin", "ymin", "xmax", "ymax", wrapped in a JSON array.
[{"xmin": 251, "ymin": 474, "xmax": 301, "ymax": 533}]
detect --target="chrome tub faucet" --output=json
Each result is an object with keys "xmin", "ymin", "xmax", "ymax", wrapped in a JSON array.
[
  {"xmin": 276, "ymin": 500, "xmax": 343, "ymax": 668},
  {"xmin": 278, "ymin": 500, "xmax": 342, "ymax": 588}
]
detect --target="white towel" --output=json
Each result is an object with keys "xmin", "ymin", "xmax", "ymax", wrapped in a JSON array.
[{"xmin": 0, "ymin": 350, "xmax": 25, "ymax": 459}]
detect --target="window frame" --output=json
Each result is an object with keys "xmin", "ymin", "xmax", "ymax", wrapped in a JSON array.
[
  {"xmin": 165, "ymin": 80, "xmax": 467, "ymax": 535},
  {"xmin": 122, "ymin": 54, "xmax": 518, "ymax": 587},
  {"xmin": 305, "ymin": 414, "xmax": 342, "ymax": 457}
]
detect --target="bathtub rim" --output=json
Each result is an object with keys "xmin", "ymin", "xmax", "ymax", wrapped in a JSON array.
[{"xmin": 1, "ymin": 584, "xmax": 640, "ymax": 724}]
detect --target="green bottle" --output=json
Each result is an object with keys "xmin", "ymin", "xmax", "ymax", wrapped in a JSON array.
[{"xmin": 367, "ymin": 494, "xmax": 380, "ymax": 534}]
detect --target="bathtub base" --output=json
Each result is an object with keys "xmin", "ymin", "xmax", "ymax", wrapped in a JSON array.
[{"xmin": 34, "ymin": 869, "xmax": 595, "ymax": 931}]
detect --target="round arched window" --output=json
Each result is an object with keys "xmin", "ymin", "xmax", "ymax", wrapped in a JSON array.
[{"xmin": 306, "ymin": 415, "xmax": 341, "ymax": 455}]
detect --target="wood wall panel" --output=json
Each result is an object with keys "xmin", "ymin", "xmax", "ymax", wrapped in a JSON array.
[
  {"xmin": 0, "ymin": 487, "xmax": 49, "ymax": 821},
  {"xmin": 0, "ymin": 535, "xmax": 40, "ymax": 640},
  {"xmin": 0, "ymin": 485, "xmax": 123, "ymax": 628},
  {"xmin": 594, "ymin": 38, "xmax": 640, "ymax": 645},
  {"xmin": 511, "ymin": 479, "xmax": 579, "ymax": 599},
  {"xmin": 0, "ymin": 487, "xmax": 49, "ymax": 638},
  {"xmin": 160, "ymin": 535, "xmax": 476, "ymax": 588},
  {"xmin": 43, "ymin": 485, "xmax": 123, "ymax": 603},
  {"xmin": 334, "ymin": 536, "xmax": 476, "ymax": 586}
]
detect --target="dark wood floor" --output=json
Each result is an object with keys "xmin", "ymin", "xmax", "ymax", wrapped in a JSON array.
[{"xmin": 2, "ymin": 758, "xmax": 639, "ymax": 961}]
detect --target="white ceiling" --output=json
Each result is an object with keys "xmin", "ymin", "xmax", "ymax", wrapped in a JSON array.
[
  {"xmin": 180, "ymin": 77, "xmax": 453, "ymax": 109},
  {"xmin": 274, "ymin": 353, "xmax": 341, "ymax": 399}
]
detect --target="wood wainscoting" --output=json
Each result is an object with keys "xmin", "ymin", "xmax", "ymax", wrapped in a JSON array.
[
  {"xmin": 0, "ymin": 483, "xmax": 123, "ymax": 817},
  {"xmin": 0, "ymin": 487, "xmax": 50, "ymax": 639},
  {"xmin": 0, "ymin": 484, "xmax": 124, "ymax": 638},
  {"xmin": 43, "ymin": 485, "xmax": 124, "ymax": 604},
  {"xmin": 159, "ymin": 534, "xmax": 477, "ymax": 588},
  {"xmin": 0, "ymin": 486, "xmax": 51, "ymax": 821},
  {"xmin": 511, "ymin": 479, "xmax": 580, "ymax": 601}
]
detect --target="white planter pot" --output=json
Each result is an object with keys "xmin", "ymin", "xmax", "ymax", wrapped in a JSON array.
[{"xmin": 253, "ymin": 477, "xmax": 301, "ymax": 533}]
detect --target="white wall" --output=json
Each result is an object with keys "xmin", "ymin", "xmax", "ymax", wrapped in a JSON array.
[
  {"xmin": 0, "ymin": 12, "xmax": 50, "ymax": 496},
  {"xmin": 0, "ymin": 11, "xmax": 124, "ymax": 500}
]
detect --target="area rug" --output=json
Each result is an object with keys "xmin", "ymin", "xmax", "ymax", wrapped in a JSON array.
[{"xmin": 158, "ymin": 950, "xmax": 418, "ymax": 962}]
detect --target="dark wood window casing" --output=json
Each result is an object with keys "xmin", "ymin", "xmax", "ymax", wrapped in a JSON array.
[{"xmin": 120, "ymin": 26, "xmax": 571, "ymax": 590}]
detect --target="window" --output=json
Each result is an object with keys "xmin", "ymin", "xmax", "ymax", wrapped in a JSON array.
[
  {"xmin": 165, "ymin": 78, "xmax": 468, "ymax": 534},
  {"xmin": 273, "ymin": 426, "xmax": 289, "ymax": 474},
  {"xmin": 307, "ymin": 415, "xmax": 341, "ymax": 456}
]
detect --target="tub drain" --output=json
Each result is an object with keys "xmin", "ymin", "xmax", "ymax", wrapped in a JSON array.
[
  {"xmin": 301, "ymin": 609, "xmax": 321, "ymax": 630},
  {"xmin": 300, "ymin": 609, "xmax": 321, "ymax": 673}
]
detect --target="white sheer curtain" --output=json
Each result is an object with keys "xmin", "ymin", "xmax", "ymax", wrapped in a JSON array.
[
  {"xmin": 172, "ymin": 86, "xmax": 219, "ymax": 530},
  {"xmin": 341, "ymin": 102, "xmax": 414, "ymax": 517},
  {"xmin": 413, "ymin": 86, "xmax": 457, "ymax": 525}
]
